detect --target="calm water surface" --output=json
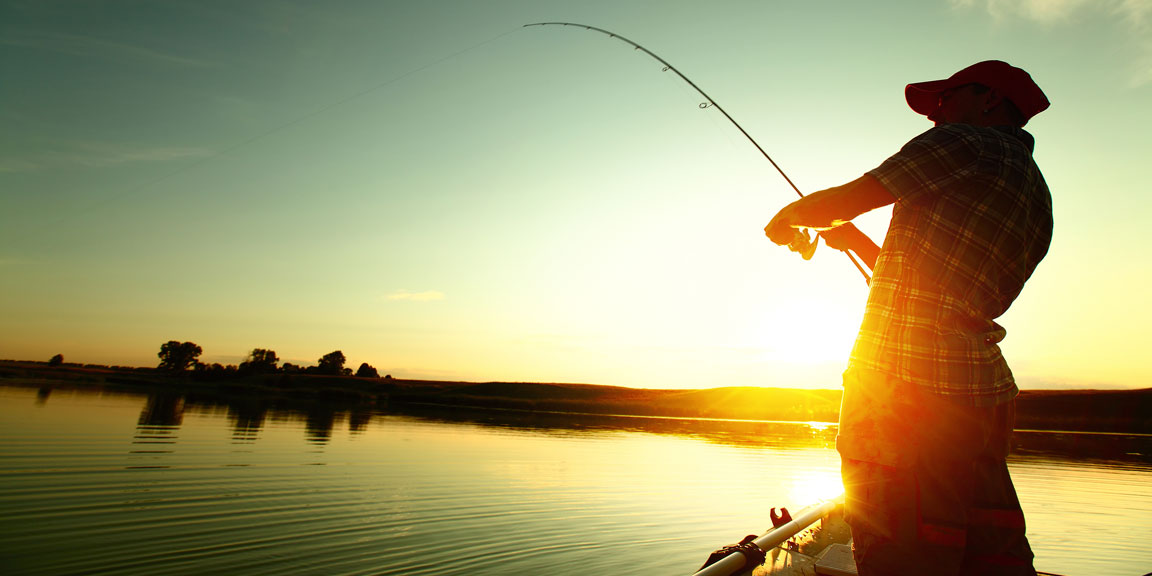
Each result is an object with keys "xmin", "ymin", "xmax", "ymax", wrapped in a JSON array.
[{"xmin": 1, "ymin": 385, "xmax": 1149, "ymax": 575}]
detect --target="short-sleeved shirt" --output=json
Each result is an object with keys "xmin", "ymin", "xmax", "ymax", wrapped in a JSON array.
[{"xmin": 849, "ymin": 124, "xmax": 1052, "ymax": 406}]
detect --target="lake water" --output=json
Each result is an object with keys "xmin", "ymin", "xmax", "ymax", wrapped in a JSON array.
[{"xmin": 1, "ymin": 385, "xmax": 1149, "ymax": 576}]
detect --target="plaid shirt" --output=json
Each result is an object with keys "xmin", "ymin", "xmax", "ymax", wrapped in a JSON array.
[{"xmin": 850, "ymin": 124, "xmax": 1052, "ymax": 406}]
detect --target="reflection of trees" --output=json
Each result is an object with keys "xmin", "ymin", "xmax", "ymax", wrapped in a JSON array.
[
  {"xmin": 348, "ymin": 409, "xmax": 373, "ymax": 434},
  {"xmin": 227, "ymin": 399, "xmax": 267, "ymax": 442},
  {"xmin": 132, "ymin": 393, "xmax": 183, "ymax": 468},
  {"xmin": 305, "ymin": 405, "xmax": 337, "ymax": 444},
  {"xmin": 139, "ymin": 392, "xmax": 185, "ymax": 427},
  {"xmin": 172, "ymin": 390, "xmax": 382, "ymax": 444}
]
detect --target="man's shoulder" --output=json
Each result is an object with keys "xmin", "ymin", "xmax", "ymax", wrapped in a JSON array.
[
  {"xmin": 916, "ymin": 124, "xmax": 1034, "ymax": 152},
  {"xmin": 898, "ymin": 124, "xmax": 982, "ymax": 156}
]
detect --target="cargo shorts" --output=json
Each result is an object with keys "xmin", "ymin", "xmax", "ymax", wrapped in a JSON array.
[{"xmin": 836, "ymin": 367, "xmax": 1036, "ymax": 576}]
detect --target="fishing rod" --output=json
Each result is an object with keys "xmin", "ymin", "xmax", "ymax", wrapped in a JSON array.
[{"xmin": 524, "ymin": 22, "xmax": 871, "ymax": 284}]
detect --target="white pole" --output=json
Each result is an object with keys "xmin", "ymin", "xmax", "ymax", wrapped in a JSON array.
[{"xmin": 690, "ymin": 496, "xmax": 843, "ymax": 576}]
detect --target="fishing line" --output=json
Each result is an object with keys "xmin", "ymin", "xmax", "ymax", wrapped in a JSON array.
[{"xmin": 524, "ymin": 22, "xmax": 870, "ymax": 284}]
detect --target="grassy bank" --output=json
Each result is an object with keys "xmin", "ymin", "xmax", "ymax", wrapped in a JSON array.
[{"xmin": 2, "ymin": 360, "xmax": 1148, "ymax": 433}]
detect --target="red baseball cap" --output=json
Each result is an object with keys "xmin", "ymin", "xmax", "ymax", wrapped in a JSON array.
[{"xmin": 905, "ymin": 60, "xmax": 1050, "ymax": 125}]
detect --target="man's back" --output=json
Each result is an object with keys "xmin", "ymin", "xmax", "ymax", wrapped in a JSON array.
[{"xmin": 851, "ymin": 123, "xmax": 1053, "ymax": 404}]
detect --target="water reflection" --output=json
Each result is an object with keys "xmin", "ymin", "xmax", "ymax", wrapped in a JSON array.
[
  {"xmin": 1012, "ymin": 429, "xmax": 1151, "ymax": 466},
  {"xmin": 26, "ymin": 384, "xmax": 1152, "ymax": 465},
  {"xmin": 125, "ymin": 393, "xmax": 184, "ymax": 470},
  {"xmin": 226, "ymin": 398, "xmax": 266, "ymax": 443},
  {"xmin": 393, "ymin": 404, "xmax": 842, "ymax": 450},
  {"xmin": 304, "ymin": 405, "xmax": 336, "ymax": 444},
  {"xmin": 389, "ymin": 404, "xmax": 1152, "ymax": 465},
  {"xmin": 138, "ymin": 393, "xmax": 184, "ymax": 427},
  {"xmin": 4, "ymin": 384, "xmax": 1150, "ymax": 576},
  {"xmin": 349, "ymin": 409, "xmax": 373, "ymax": 435},
  {"xmin": 127, "ymin": 388, "xmax": 1152, "ymax": 464}
]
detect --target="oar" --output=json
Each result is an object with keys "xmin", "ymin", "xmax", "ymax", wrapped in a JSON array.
[{"xmin": 691, "ymin": 496, "xmax": 843, "ymax": 576}]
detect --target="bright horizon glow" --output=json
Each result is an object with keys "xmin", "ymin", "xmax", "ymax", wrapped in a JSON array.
[
  {"xmin": 789, "ymin": 468, "xmax": 847, "ymax": 508},
  {"xmin": 2, "ymin": 1, "xmax": 1150, "ymax": 391}
]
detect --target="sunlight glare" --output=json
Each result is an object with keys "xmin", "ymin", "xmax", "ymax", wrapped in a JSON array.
[
  {"xmin": 788, "ymin": 468, "xmax": 845, "ymax": 507},
  {"xmin": 752, "ymin": 285, "xmax": 863, "ymax": 367}
]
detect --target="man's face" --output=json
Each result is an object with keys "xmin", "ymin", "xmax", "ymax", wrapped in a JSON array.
[{"xmin": 927, "ymin": 83, "xmax": 986, "ymax": 126}]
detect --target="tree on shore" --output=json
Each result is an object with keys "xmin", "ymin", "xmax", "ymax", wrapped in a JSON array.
[
  {"xmin": 355, "ymin": 362, "xmax": 379, "ymax": 378},
  {"xmin": 158, "ymin": 341, "xmax": 202, "ymax": 372},
  {"xmin": 314, "ymin": 350, "xmax": 347, "ymax": 375},
  {"xmin": 239, "ymin": 348, "xmax": 279, "ymax": 373},
  {"xmin": 48, "ymin": 354, "xmax": 64, "ymax": 366}
]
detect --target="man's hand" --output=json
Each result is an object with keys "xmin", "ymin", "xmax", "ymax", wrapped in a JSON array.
[
  {"xmin": 819, "ymin": 222, "xmax": 865, "ymax": 252},
  {"xmin": 819, "ymin": 223, "xmax": 880, "ymax": 270},
  {"xmin": 764, "ymin": 175, "xmax": 892, "ymax": 271},
  {"xmin": 766, "ymin": 175, "xmax": 895, "ymax": 245},
  {"xmin": 765, "ymin": 200, "xmax": 805, "ymax": 245}
]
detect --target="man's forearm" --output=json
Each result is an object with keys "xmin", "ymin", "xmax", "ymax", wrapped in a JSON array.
[
  {"xmin": 792, "ymin": 174, "xmax": 896, "ymax": 229},
  {"xmin": 765, "ymin": 174, "xmax": 895, "ymax": 246},
  {"xmin": 844, "ymin": 231, "xmax": 880, "ymax": 270},
  {"xmin": 817, "ymin": 222, "xmax": 881, "ymax": 270}
]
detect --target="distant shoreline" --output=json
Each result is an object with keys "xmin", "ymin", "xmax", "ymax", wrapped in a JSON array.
[{"xmin": 2, "ymin": 360, "xmax": 1149, "ymax": 434}]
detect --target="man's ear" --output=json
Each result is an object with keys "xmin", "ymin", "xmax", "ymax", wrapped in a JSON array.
[{"xmin": 984, "ymin": 89, "xmax": 1006, "ymax": 112}]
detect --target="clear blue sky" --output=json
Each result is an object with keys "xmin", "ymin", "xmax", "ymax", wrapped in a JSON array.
[{"xmin": 3, "ymin": 0, "xmax": 1150, "ymax": 389}]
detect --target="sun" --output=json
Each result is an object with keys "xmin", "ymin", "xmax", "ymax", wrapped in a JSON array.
[
  {"xmin": 788, "ymin": 468, "xmax": 845, "ymax": 506},
  {"xmin": 752, "ymin": 301, "xmax": 861, "ymax": 366}
]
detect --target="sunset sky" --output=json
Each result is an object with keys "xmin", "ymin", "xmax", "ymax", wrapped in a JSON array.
[{"xmin": 3, "ymin": 0, "xmax": 1150, "ymax": 390}]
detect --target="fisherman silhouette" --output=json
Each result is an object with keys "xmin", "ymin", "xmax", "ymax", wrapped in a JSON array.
[{"xmin": 766, "ymin": 60, "xmax": 1051, "ymax": 576}]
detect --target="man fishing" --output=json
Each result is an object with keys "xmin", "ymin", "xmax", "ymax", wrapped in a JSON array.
[{"xmin": 765, "ymin": 61, "xmax": 1051, "ymax": 576}]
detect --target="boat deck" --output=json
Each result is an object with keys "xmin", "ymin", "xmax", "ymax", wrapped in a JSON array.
[
  {"xmin": 748, "ymin": 508, "xmax": 852, "ymax": 576},
  {"xmin": 743, "ymin": 509, "xmax": 1061, "ymax": 576}
]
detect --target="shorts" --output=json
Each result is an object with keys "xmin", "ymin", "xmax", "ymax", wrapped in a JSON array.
[{"xmin": 837, "ymin": 367, "xmax": 1036, "ymax": 576}]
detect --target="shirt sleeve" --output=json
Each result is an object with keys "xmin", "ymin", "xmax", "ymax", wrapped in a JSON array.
[{"xmin": 866, "ymin": 125, "xmax": 982, "ymax": 206}]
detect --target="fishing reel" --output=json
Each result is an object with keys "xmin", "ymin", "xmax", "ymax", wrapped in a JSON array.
[{"xmin": 787, "ymin": 229, "xmax": 818, "ymax": 260}]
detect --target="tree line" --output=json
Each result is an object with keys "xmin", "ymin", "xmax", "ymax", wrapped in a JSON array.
[{"xmin": 157, "ymin": 341, "xmax": 386, "ymax": 378}]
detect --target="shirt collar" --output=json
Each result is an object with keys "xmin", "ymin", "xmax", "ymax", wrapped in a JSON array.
[{"xmin": 992, "ymin": 125, "xmax": 1035, "ymax": 153}]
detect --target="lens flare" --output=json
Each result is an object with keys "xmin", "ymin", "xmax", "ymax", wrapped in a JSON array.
[{"xmin": 788, "ymin": 467, "xmax": 845, "ymax": 506}]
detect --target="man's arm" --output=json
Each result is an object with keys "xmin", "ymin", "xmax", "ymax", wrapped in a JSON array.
[
  {"xmin": 820, "ymin": 223, "xmax": 881, "ymax": 270},
  {"xmin": 764, "ymin": 174, "xmax": 894, "ymax": 269}
]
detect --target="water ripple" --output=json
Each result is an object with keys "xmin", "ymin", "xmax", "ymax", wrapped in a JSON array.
[{"xmin": 2, "ymin": 387, "xmax": 1150, "ymax": 575}]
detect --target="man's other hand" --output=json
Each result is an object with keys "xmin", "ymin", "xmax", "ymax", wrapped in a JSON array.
[{"xmin": 820, "ymin": 223, "xmax": 866, "ymax": 252}]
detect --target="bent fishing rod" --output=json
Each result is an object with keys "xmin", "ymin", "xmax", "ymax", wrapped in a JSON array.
[{"xmin": 524, "ymin": 22, "xmax": 871, "ymax": 284}]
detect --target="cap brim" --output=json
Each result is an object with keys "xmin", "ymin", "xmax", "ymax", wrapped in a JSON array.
[{"xmin": 905, "ymin": 78, "xmax": 955, "ymax": 117}]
